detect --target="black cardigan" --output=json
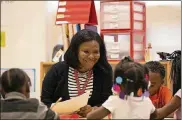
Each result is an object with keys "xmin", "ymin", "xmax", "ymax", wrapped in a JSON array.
[{"xmin": 41, "ymin": 61, "xmax": 113, "ymax": 107}]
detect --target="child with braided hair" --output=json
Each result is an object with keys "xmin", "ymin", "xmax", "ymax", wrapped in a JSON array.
[{"xmin": 87, "ymin": 58, "xmax": 156, "ymax": 119}]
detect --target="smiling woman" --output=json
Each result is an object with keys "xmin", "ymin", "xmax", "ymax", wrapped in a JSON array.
[
  {"xmin": 41, "ymin": 29, "xmax": 113, "ymax": 117},
  {"xmin": 77, "ymin": 41, "xmax": 100, "ymax": 72}
]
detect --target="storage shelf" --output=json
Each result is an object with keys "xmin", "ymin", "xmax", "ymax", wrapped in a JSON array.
[
  {"xmin": 40, "ymin": 61, "xmax": 173, "ymax": 92},
  {"xmin": 100, "ymin": 1, "xmax": 146, "ymax": 62}
]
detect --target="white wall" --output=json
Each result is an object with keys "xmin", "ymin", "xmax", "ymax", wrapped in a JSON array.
[
  {"xmin": 46, "ymin": 1, "xmax": 63, "ymax": 61},
  {"xmin": 146, "ymin": 6, "xmax": 181, "ymax": 60},
  {"xmin": 1, "ymin": 1, "xmax": 47, "ymax": 98}
]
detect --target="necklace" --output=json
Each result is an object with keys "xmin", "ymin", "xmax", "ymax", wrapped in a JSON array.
[{"xmin": 74, "ymin": 70, "xmax": 92, "ymax": 96}]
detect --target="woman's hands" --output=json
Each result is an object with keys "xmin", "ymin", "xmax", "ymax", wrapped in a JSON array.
[
  {"xmin": 77, "ymin": 105, "xmax": 99, "ymax": 117},
  {"xmin": 77, "ymin": 105, "xmax": 92, "ymax": 117}
]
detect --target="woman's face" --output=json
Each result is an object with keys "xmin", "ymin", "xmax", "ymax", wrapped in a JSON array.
[{"xmin": 78, "ymin": 40, "xmax": 100, "ymax": 72}]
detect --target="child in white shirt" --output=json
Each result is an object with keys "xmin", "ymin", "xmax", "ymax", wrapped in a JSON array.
[{"xmin": 87, "ymin": 59, "xmax": 156, "ymax": 119}]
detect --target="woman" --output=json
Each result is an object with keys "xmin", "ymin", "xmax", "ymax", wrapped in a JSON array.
[{"xmin": 41, "ymin": 29, "xmax": 113, "ymax": 117}]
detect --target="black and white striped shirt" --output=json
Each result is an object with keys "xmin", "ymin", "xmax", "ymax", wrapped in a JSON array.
[{"xmin": 68, "ymin": 67, "xmax": 93, "ymax": 98}]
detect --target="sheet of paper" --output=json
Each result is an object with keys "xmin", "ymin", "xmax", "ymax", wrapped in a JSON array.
[{"xmin": 51, "ymin": 91, "xmax": 90, "ymax": 114}]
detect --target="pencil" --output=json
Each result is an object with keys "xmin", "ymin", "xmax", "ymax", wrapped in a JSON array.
[{"xmin": 51, "ymin": 97, "xmax": 62, "ymax": 109}]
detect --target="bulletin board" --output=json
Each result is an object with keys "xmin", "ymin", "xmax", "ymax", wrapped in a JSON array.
[
  {"xmin": 0, "ymin": 68, "xmax": 36, "ymax": 92},
  {"xmin": 1, "ymin": 32, "xmax": 6, "ymax": 47}
]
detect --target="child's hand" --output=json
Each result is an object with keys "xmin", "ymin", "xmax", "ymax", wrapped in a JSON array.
[{"xmin": 77, "ymin": 105, "xmax": 92, "ymax": 117}]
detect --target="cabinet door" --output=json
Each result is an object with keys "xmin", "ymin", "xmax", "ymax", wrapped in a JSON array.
[
  {"xmin": 101, "ymin": 1, "xmax": 130, "ymax": 29},
  {"xmin": 133, "ymin": 1, "xmax": 146, "ymax": 31},
  {"xmin": 133, "ymin": 33, "xmax": 145, "ymax": 62},
  {"xmin": 103, "ymin": 33, "xmax": 130, "ymax": 60}
]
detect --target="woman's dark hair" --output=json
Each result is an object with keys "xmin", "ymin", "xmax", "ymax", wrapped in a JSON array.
[
  {"xmin": 114, "ymin": 61, "xmax": 148, "ymax": 96},
  {"xmin": 52, "ymin": 44, "xmax": 64, "ymax": 59},
  {"xmin": 0, "ymin": 68, "xmax": 31, "ymax": 94},
  {"xmin": 64, "ymin": 29, "xmax": 110, "ymax": 72}
]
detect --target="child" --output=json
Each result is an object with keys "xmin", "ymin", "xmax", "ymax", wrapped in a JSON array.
[
  {"xmin": 87, "ymin": 60, "xmax": 156, "ymax": 119},
  {"xmin": 0, "ymin": 68, "xmax": 59, "ymax": 119},
  {"xmin": 153, "ymin": 59, "xmax": 181, "ymax": 119},
  {"xmin": 145, "ymin": 61, "xmax": 172, "ymax": 108},
  {"xmin": 154, "ymin": 89, "xmax": 181, "ymax": 119}
]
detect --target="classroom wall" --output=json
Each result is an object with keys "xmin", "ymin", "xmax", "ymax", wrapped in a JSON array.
[
  {"xmin": 146, "ymin": 6, "xmax": 181, "ymax": 60},
  {"xmin": 1, "ymin": 1, "xmax": 47, "ymax": 98},
  {"xmin": 46, "ymin": 1, "xmax": 63, "ymax": 61}
]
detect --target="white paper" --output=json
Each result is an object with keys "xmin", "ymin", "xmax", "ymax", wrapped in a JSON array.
[{"xmin": 51, "ymin": 91, "xmax": 90, "ymax": 114}]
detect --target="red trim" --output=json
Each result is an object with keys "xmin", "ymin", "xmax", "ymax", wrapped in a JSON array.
[
  {"xmin": 134, "ymin": 1, "xmax": 145, "ymax": 6},
  {"xmin": 143, "ymin": 4, "xmax": 146, "ymax": 51},
  {"xmin": 130, "ymin": 1, "xmax": 134, "ymax": 59}
]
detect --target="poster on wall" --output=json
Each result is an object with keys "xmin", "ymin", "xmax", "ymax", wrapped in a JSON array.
[
  {"xmin": 1, "ymin": 32, "xmax": 6, "ymax": 47},
  {"xmin": 0, "ymin": 68, "xmax": 36, "ymax": 92}
]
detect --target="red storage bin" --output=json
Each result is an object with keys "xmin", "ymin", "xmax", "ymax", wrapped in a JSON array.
[{"xmin": 100, "ymin": 1, "xmax": 146, "ymax": 62}]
